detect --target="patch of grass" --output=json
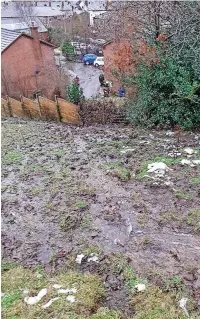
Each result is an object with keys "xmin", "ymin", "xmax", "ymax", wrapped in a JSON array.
[
  {"xmin": 2, "ymin": 291, "xmax": 21, "ymax": 309},
  {"xmin": 28, "ymin": 187, "xmax": 41, "ymax": 195},
  {"xmin": 81, "ymin": 213, "xmax": 93, "ymax": 228},
  {"xmin": 52, "ymin": 150, "xmax": 65, "ymax": 157},
  {"xmin": 158, "ymin": 210, "xmax": 183, "ymax": 226},
  {"xmin": 123, "ymin": 267, "xmax": 147, "ymax": 293},
  {"xmin": 3, "ymin": 151, "xmax": 22, "ymax": 164},
  {"xmin": 136, "ymin": 212, "xmax": 149, "ymax": 227},
  {"xmin": 153, "ymin": 156, "xmax": 182, "ymax": 166},
  {"xmin": 59, "ymin": 214, "xmax": 81, "ymax": 231},
  {"xmin": 101, "ymin": 254, "xmax": 129, "ymax": 276},
  {"xmin": 28, "ymin": 164, "xmax": 43, "ymax": 172},
  {"xmin": 1, "ymin": 185, "xmax": 8, "ymax": 192},
  {"xmin": 104, "ymin": 162, "xmax": 130, "ymax": 181},
  {"xmin": 187, "ymin": 209, "xmax": 200, "ymax": 231},
  {"xmin": 132, "ymin": 285, "xmax": 191, "ymax": 319},
  {"xmin": 2, "ymin": 266, "xmax": 105, "ymax": 318},
  {"xmin": 88, "ymin": 309, "xmax": 121, "ymax": 319},
  {"xmin": 82, "ymin": 245, "xmax": 101, "ymax": 256},
  {"xmin": 164, "ymin": 275, "xmax": 184, "ymax": 292},
  {"xmin": 69, "ymin": 308, "xmax": 120, "ymax": 319},
  {"xmin": 175, "ymin": 189, "xmax": 192, "ymax": 200},
  {"xmin": 1, "ymin": 260, "xmax": 16, "ymax": 272},
  {"xmin": 189, "ymin": 176, "xmax": 200, "ymax": 184},
  {"xmin": 46, "ymin": 201, "xmax": 54, "ymax": 209},
  {"xmin": 75, "ymin": 201, "xmax": 88, "ymax": 209}
]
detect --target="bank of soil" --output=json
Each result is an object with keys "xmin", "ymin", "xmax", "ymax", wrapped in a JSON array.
[{"xmin": 1, "ymin": 118, "xmax": 200, "ymax": 315}]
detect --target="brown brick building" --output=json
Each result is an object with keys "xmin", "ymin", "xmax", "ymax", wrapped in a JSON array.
[{"xmin": 1, "ymin": 23, "xmax": 66, "ymax": 99}]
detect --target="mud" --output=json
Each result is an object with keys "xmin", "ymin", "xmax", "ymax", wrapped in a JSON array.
[{"xmin": 1, "ymin": 118, "xmax": 200, "ymax": 309}]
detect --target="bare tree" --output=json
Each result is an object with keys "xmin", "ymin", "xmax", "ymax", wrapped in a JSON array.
[{"xmin": 14, "ymin": 1, "xmax": 36, "ymax": 25}]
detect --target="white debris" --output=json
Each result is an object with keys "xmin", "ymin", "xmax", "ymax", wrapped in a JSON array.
[
  {"xmin": 181, "ymin": 159, "xmax": 193, "ymax": 166},
  {"xmin": 168, "ymin": 152, "xmax": 181, "ymax": 158},
  {"xmin": 1, "ymin": 293, "xmax": 5, "ymax": 297},
  {"xmin": 126, "ymin": 217, "xmax": 133, "ymax": 236},
  {"xmin": 179, "ymin": 297, "xmax": 189, "ymax": 317},
  {"xmin": 149, "ymin": 134, "xmax": 155, "ymax": 139},
  {"xmin": 193, "ymin": 160, "xmax": 200, "ymax": 165},
  {"xmin": 75, "ymin": 254, "xmax": 85, "ymax": 264},
  {"xmin": 87, "ymin": 254, "xmax": 99, "ymax": 263},
  {"xmin": 181, "ymin": 159, "xmax": 200, "ymax": 166},
  {"xmin": 120, "ymin": 148, "xmax": 135, "ymax": 154},
  {"xmin": 66, "ymin": 295, "xmax": 76, "ymax": 303},
  {"xmin": 41, "ymin": 297, "xmax": 60, "ymax": 309},
  {"xmin": 184, "ymin": 148, "xmax": 196, "ymax": 155},
  {"xmin": 139, "ymin": 141, "xmax": 150, "ymax": 145},
  {"xmin": 53, "ymin": 284, "xmax": 62, "ymax": 289},
  {"xmin": 58, "ymin": 288, "xmax": 77, "ymax": 294},
  {"xmin": 166, "ymin": 131, "xmax": 175, "ymax": 136},
  {"xmin": 147, "ymin": 162, "xmax": 171, "ymax": 176},
  {"xmin": 135, "ymin": 283, "xmax": 146, "ymax": 292},
  {"xmin": 24, "ymin": 288, "xmax": 47, "ymax": 305}
]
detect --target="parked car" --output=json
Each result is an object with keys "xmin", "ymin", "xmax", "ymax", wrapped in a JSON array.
[
  {"xmin": 94, "ymin": 56, "xmax": 104, "ymax": 67},
  {"xmin": 94, "ymin": 39, "xmax": 106, "ymax": 45},
  {"xmin": 82, "ymin": 54, "xmax": 97, "ymax": 65}
]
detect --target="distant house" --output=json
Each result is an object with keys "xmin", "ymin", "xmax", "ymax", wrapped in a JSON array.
[
  {"xmin": 1, "ymin": 16, "xmax": 48, "ymax": 40},
  {"xmin": 1, "ymin": 2, "xmax": 65, "ymax": 27},
  {"xmin": 1, "ymin": 23, "xmax": 64, "ymax": 99}
]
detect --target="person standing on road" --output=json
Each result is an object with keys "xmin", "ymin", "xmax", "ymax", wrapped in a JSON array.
[
  {"xmin": 118, "ymin": 87, "xmax": 125, "ymax": 97},
  {"xmin": 74, "ymin": 76, "xmax": 80, "ymax": 86}
]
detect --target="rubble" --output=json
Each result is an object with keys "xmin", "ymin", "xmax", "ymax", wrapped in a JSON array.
[
  {"xmin": 57, "ymin": 288, "xmax": 77, "ymax": 294},
  {"xmin": 24, "ymin": 288, "xmax": 47, "ymax": 305},
  {"xmin": 66, "ymin": 295, "xmax": 76, "ymax": 303},
  {"xmin": 135, "ymin": 283, "xmax": 146, "ymax": 292},
  {"xmin": 184, "ymin": 148, "xmax": 197, "ymax": 155},
  {"xmin": 179, "ymin": 298, "xmax": 189, "ymax": 317},
  {"xmin": 147, "ymin": 162, "xmax": 171, "ymax": 176},
  {"xmin": 75, "ymin": 254, "xmax": 85, "ymax": 264}
]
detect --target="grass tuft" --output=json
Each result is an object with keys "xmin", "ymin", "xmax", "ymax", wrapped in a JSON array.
[{"xmin": 2, "ymin": 266, "xmax": 105, "ymax": 318}]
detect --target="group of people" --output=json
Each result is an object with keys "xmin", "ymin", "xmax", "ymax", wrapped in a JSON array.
[
  {"xmin": 99, "ymin": 74, "xmax": 125, "ymax": 97},
  {"xmin": 73, "ymin": 74, "xmax": 125, "ymax": 98}
]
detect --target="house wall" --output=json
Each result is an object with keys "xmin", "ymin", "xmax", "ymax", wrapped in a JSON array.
[
  {"xmin": 103, "ymin": 40, "xmax": 132, "ymax": 93},
  {"xmin": 103, "ymin": 39, "xmax": 158, "ymax": 96},
  {"xmin": 1, "ymin": 34, "xmax": 60, "ymax": 99}
]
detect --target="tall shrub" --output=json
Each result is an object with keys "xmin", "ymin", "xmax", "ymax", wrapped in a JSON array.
[
  {"xmin": 66, "ymin": 83, "xmax": 84, "ymax": 104},
  {"xmin": 126, "ymin": 54, "xmax": 200, "ymax": 129}
]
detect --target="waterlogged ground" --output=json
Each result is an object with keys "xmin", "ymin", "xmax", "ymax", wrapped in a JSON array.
[{"xmin": 1, "ymin": 118, "xmax": 200, "ymax": 318}]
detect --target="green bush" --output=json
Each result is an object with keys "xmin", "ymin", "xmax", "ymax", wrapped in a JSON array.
[
  {"xmin": 125, "ymin": 54, "xmax": 200, "ymax": 129},
  {"xmin": 66, "ymin": 83, "xmax": 84, "ymax": 104},
  {"xmin": 61, "ymin": 40, "xmax": 75, "ymax": 60}
]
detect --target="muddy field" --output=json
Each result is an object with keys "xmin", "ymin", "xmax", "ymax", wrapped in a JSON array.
[{"xmin": 1, "ymin": 118, "xmax": 200, "ymax": 317}]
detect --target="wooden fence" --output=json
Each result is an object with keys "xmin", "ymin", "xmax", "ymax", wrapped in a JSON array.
[{"xmin": 1, "ymin": 95, "xmax": 81, "ymax": 124}]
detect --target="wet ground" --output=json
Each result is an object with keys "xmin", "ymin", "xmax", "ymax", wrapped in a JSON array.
[
  {"xmin": 63, "ymin": 62, "xmax": 102, "ymax": 99},
  {"xmin": 1, "ymin": 118, "xmax": 200, "ymax": 310}
]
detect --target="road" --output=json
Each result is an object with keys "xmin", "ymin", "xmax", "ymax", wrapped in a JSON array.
[{"xmin": 63, "ymin": 62, "xmax": 103, "ymax": 99}]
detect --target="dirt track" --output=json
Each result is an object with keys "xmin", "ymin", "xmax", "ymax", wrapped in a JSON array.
[{"xmin": 1, "ymin": 118, "xmax": 200, "ymax": 310}]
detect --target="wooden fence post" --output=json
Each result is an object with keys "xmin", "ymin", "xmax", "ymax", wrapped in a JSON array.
[
  {"xmin": 102, "ymin": 103, "xmax": 106, "ymax": 124},
  {"xmin": 20, "ymin": 95, "xmax": 30, "ymax": 119},
  {"xmin": 36, "ymin": 94, "xmax": 42, "ymax": 118},
  {"xmin": 55, "ymin": 95, "xmax": 62, "ymax": 122},
  {"xmin": 6, "ymin": 95, "xmax": 13, "ymax": 117}
]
